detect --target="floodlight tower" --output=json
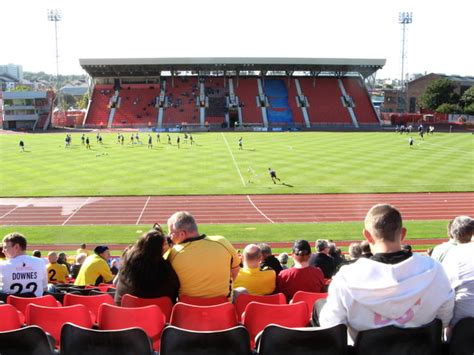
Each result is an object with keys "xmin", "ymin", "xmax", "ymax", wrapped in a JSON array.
[
  {"xmin": 399, "ymin": 12, "xmax": 413, "ymax": 93},
  {"xmin": 47, "ymin": 9, "xmax": 62, "ymax": 107}
]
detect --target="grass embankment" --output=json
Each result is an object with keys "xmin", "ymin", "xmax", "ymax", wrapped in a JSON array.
[{"xmin": 0, "ymin": 220, "xmax": 448, "ymax": 253}]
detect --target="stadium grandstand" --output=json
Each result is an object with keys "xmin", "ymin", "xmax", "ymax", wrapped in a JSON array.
[{"xmin": 79, "ymin": 57, "xmax": 385, "ymax": 130}]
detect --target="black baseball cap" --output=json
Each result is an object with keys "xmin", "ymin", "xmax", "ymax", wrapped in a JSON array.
[
  {"xmin": 293, "ymin": 240, "xmax": 311, "ymax": 256},
  {"xmin": 94, "ymin": 245, "xmax": 109, "ymax": 255}
]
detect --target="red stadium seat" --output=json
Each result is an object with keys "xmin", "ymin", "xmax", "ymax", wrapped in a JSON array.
[
  {"xmin": 7, "ymin": 294, "xmax": 61, "ymax": 324},
  {"xmin": 0, "ymin": 304, "xmax": 23, "ymax": 331},
  {"xmin": 290, "ymin": 291, "xmax": 328, "ymax": 319},
  {"xmin": 179, "ymin": 294, "xmax": 229, "ymax": 306},
  {"xmin": 242, "ymin": 301, "xmax": 309, "ymax": 349},
  {"xmin": 170, "ymin": 302, "xmax": 238, "ymax": 331},
  {"xmin": 121, "ymin": 294, "xmax": 173, "ymax": 322},
  {"xmin": 97, "ymin": 303, "xmax": 166, "ymax": 351},
  {"xmin": 25, "ymin": 304, "xmax": 92, "ymax": 346},
  {"xmin": 234, "ymin": 293, "xmax": 286, "ymax": 322},
  {"xmin": 63, "ymin": 293, "xmax": 114, "ymax": 324}
]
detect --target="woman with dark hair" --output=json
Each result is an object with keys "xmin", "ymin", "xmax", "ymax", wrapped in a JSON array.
[
  {"xmin": 114, "ymin": 225, "xmax": 179, "ymax": 305},
  {"xmin": 57, "ymin": 252, "xmax": 71, "ymax": 273}
]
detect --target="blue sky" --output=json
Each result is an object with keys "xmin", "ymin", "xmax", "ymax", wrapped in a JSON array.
[{"xmin": 2, "ymin": 0, "xmax": 472, "ymax": 79}]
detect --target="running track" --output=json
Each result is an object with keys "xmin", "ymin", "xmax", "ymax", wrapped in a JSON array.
[{"xmin": 0, "ymin": 192, "xmax": 473, "ymax": 226}]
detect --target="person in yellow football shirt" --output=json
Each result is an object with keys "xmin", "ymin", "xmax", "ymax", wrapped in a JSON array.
[
  {"xmin": 76, "ymin": 243, "xmax": 90, "ymax": 256},
  {"xmin": 167, "ymin": 211, "xmax": 240, "ymax": 298},
  {"xmin": 74, "ymin": 246, "xmax": 114, "ymax": 286},
  {"xmin": 46, "ymin": 252, "xmax": 69, "ymax": 283},
  {"xmin": 233, "ymin": 244, "xmax": 276, "ymax": 296}
]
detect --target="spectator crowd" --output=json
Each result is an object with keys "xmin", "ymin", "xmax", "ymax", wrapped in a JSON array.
[{"xmin": 0, "ymin": 205, "xmax": 472, "ymax": 346}]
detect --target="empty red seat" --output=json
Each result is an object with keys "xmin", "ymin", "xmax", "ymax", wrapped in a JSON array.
[
  {"xmin": 290, "ymin": 291, "xmax": 328, "ymax": 319},
  {"xmin": 25, "ymin": 303, "xmax": 92, "ymax": 346},
  {"xmin": 234, "ymin": 293, "xmax": 286, "ymax": 322},
  {"xmin": 121, "ymin": 294, "xmax": 173, "ymax": 322},
  {"xmin": 179, "ymin": 294, "xmax": 229, "ymax": 306},
  {"xmin": 7, "ymin": 294, "xmax": 61, "ymax": 324},
  {"xmin": 0, "ymin": 304, "xmax": 22, "ymax": 331},
  {"xmin": 63, "ymin": 293, "xmax": 114, "ymax": 324},
  {"xmin": 170, "ymin": 302, "xmax": 238, "ymax": 331},
  {"xmin": 242, "ymin": 301, "xmax": 309, "ymax": 348},
  {"xmin": 98, "ymin": 303, "xmax": 166, "ymax": 351}
]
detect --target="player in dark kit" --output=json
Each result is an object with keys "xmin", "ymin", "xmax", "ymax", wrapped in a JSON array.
[
  {"xmin": 268, "ymin": 168, "xmax": 281, "ymax": 184},
  {"xmin": 148, "ymin": 135, "xmax": 153, "ymax": 149},
  {"xmin": 19, "ymin": 140, "xmax": 25, "ymax": 152}
]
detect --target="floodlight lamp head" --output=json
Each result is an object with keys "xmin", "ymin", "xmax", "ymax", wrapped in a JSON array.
[
  {"xmin": 47, "ymin": 9, "xmax": 62, "ymax": 22},
  {"xmin": 398, "ymin": 11, "xmax": 413, "ymax": 24}
]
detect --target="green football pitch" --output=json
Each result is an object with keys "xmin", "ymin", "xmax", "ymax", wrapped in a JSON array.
[
  {"xmin": 0, "ymin": 131, "xmax": 473, "ymax": 197},
  {"xmin": 0, "ymin": 131, "xmax": 472, "ymax": 248}
]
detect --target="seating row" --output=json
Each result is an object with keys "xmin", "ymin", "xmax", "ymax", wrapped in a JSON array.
[{"xmin": 1, "ymin": 318, "xmax": 473, "ymax": 355}]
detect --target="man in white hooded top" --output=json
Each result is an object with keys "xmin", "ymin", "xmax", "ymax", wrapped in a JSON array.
[{"xmin": 319, "ymin": 204, "xmax": 454, "ymax": 342}]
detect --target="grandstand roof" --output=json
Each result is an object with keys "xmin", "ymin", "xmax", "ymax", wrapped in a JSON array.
[{"xmin": 79, "ymin": 57, "xmax": 385, "ymax": 78}]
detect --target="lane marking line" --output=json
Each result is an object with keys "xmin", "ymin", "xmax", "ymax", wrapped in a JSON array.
[
  {"xmin": 247, "ymin": 195, "xmax": 274, "ymax": 223},
  {"xmin": 136, "ymin": 196, "xmax": 151, "ymax": 225},
  {"xmin": 0, "ymin": 198, "xmax": 31, "ymax": 219},
  {"xmin": 62, "ymin": 197, "xmax": 91, "ymax": 225}
]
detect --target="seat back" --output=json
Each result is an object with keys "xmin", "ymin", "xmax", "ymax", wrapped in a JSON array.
[
  {"xmin": 234, "ymin": 293, "xmax": 286, "ymax": 321},
  {"xmin": 68, "ymin": 287, "xmax": 100, "ymax": 295},
  {"xmin": 26, "ymin": 304, "xmax": 93, "ymax": 346},
  {"xmin": 60, "ymin": 322, "xmax": 154, "ymax": 355},
  {"xmin": 290, "ymin": 291, "xmax": 328, "ymax": 316},
  {"xmin": 0, "ymin": 325, "xmax": 55, "ymax": 355},
  {"xmin": 121, "ymin": 294, "xmax": 173, "ymax": 322},
  {"xmin": 97, "ymin": 303, "xmax": 165, "ymax": 351},
  {"xmin": 44, "ymin": 290, "xmax": 67, "ymax": 304},
  {"xmin": 242, "ymin": 302, "xmax": 309, "ymax": 348},
  {"xmin": 63, "ymin": 293, "xmax": 114, "ymax": 323},
  {"xmin": 89, "ymin": 289, "xmax": 116, "ymax": 298},
  {"xmin": 179, "ymin": 294, "xmax": 229, "ymax": 306},
  {"xmin": 449, "ymin": 317, "xmax": 474, "ymax": 355},
  {"xmin": 0, "ymin": 304, "xmax": 22, "ymax": 331},
  {"xmin": 7, "ymin": 294, "xmax": 61, "ymax": 316},
  {"xmin": 0, "ymin": 292, "xmax": 35, "ymax": 303},
  {"xmin": 170, "ymin": 302, "xmax": 238, "ymax": 331},
  {"xmin": 353, "ymin": 318, "xmax": 443, "ymax": 355},
  {"xmin": 256, "ymin": 323, "xmax": 348, "ymax": 355},
  {"xmin": 160, "ymin": 325, "xmax": 251, "ymax": 355}
]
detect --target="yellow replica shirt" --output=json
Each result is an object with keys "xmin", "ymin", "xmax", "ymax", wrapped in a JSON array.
[
  {"xmin": 74, "ymin": 254, "xmax": 113, "ymax": 286},
  {"xmin": 168, "ymin": 235, "xmax": 240, "ymax": 298},
  {"xmin": 47, "ymin": 262, "xmax": 69, "ymax": 283},
  {"xmin": 234, "ymin": 267, "xmax": 276, "ymax": 295},
  {"xmin": 76, "ymin": 248, "xmax": 90, "ymax": 256}
]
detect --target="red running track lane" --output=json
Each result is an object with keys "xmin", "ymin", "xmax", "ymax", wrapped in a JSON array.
[{"xmin": 0, "ymin": 192, "xmax": 473, "ymax": 226}]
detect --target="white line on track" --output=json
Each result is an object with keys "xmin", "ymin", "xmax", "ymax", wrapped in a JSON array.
[
  {"xmin": 62, "ymin": 197, "xmax": 90, "ymax": 225},
  {"xmin": 136, "ymin": 196, "xmax": 151, "ymax": 225},
  {"xmin": 0, "ymin": 198, "xmax": 31, "ymax": 219},
  {"xmin": 221, "ymin": 133, "xmax": 246, "ymax": 186},
  {"xmin": 246, "ymin": 195, "xmax": 274, "ymax": 223}
]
